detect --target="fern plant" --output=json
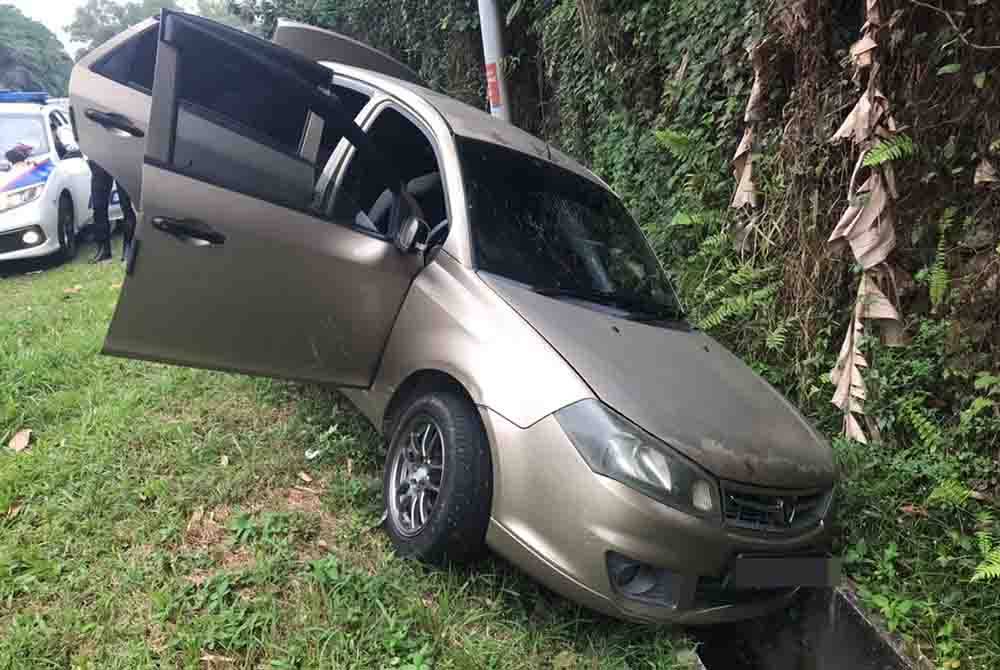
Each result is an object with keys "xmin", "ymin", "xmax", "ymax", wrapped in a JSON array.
[
  {"xmin": 654, "ymin": 128, "xmax": 700, "ymax": 161},
  {"xmin": 765, "ymin": 318, "xmax": 793, "ymax": 352},
  {"xmin": 972, "ymin": 512, "xmax": 1000, "ymax": 582},
  {"xmin": 929, "ymin": 208, "xmax": 955, "ymax": 313},
  {"xmin": 863, "ymin": 134, "xmax": 916, "ymax": 167},
  {"xmin": 926, "ymin": 480, "xmax": 971, "ymax": 509},
  {"xmin": 974, "ymin": 550, "xmax": 1000, "ymax": 582},
  {"xmin": 902, "ymin": 398, "xmax": 946, "ymax": 453}
]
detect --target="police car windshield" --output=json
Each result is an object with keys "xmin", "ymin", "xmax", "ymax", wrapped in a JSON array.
[{"xmin": 0, "ymin": 114, "xmax": 50, "ymax": 159}]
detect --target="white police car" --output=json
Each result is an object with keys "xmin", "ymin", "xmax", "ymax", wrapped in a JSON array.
[{"xmin": 0, "ymin": 91, "xmax": 120, "ymax": 263}]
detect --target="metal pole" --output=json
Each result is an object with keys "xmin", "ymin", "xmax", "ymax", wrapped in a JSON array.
[{"xmin": 477, "ymin": 0, "xmax": 511, "ymax": 122}]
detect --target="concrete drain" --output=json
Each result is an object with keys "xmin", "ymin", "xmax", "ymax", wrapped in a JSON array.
[{"xmin": 692, "ymin": 587, "xmax": 928, "ymax": 670}]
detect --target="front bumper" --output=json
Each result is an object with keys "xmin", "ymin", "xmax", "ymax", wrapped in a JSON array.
[
  {"xmin": 0, "ymin": 200, "xmax": 59, "ymax": 261},
  {"xmin": 482, "ymin": 409, "xmax": 837, "ymax": 625}
]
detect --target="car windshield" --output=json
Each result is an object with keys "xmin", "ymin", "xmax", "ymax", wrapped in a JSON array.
[
  {"xmin": 460, "ymin": 138, "xmax": 683, "ymax": 319},
  {"xmin": 0, "ymin": 114, "xmax": 49, "ymax": 160}
]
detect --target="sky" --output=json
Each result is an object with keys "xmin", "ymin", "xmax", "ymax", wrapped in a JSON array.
[{"xmin": 5, "ymin": 0, "xmax": 87, "ymax": 55}]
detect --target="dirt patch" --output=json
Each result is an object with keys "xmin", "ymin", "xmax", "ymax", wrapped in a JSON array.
[
  {"xmin": 182, "ymin": 506, "xmax": 232, "ymax": 550},
  {"xmin": 180, "ymin": 484, "xmax": 340, "ymax": 583},
  {"xmin": 260, "ymin": 485, "xmax": 340, "ymax": 560},
  {"xmin": 180, "ymin": 505, "xmax": 256, "ymax": 584}
]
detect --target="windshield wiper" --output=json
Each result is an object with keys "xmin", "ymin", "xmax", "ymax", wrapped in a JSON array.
[{"xmin": 533, "ymin": 286, "xmax": 685, "ymax": 322}]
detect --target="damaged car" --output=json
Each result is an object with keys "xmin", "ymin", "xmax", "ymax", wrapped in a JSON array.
[{"xmin": 69, "ymin": 10, "xmax": 839, "ymax": 624}]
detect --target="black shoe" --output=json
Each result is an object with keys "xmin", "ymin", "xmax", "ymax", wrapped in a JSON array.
[{"xmin": 90, "ymin": 243, "xmax": 112, "ymax": 263}]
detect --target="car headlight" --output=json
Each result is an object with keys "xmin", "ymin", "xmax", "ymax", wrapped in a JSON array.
[
  {"xmin": 555, "ymin": 399, "xmax": 720, "ymax": 518},
  {"xmin": 0, "ymin": 184, "xmax": 45, "ymax": 213}
]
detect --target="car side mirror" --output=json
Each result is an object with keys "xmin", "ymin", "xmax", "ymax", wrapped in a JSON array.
[{"xmin": 395, "ymin": 215, "xmax": 426, "ymax": 254}]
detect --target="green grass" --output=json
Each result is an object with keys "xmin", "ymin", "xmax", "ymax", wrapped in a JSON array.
[{"xmin": 0, "ymin": 245, "xmax": 696, "ymax": 670}]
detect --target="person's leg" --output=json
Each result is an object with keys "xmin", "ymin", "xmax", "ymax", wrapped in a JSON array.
[
  {"xmin": 88, "ymin": 160, "xmax": 113, "ymax": 262},
  {"xmin": 116, "ymin": 184, "xmax": 136, "ymax": 260}
]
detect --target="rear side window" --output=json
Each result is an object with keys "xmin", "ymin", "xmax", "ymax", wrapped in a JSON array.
[{"xmin": 93, "ymin": 24, "xmax": 158, "ymax": 92}]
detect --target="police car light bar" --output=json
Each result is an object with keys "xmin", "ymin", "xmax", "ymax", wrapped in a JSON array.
[{"xmin": 0, "ymin": 91, "xmax": 50, "ymax": 104}]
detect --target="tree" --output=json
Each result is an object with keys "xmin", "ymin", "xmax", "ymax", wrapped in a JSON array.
[
  {"xmin": 193, "ymin": 0, "xmax": 257, "ymax": 31},
  {"xmin": 66, "ymin": 0, "xmax": 180, "ymax": 60},
  {"xmin": 0, "ymin": 6, "xmax": 73, "ymax": 95}
]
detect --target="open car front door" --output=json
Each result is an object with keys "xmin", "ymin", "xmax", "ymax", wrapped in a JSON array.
[{"xmin": 104, "ymin": 10, "xmax": 422, "ymax": 388}]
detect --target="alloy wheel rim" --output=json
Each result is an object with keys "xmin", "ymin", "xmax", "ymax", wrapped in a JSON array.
[{"xmin": 388, "ymin": 416, "xmax": 445, "ymax": 537}]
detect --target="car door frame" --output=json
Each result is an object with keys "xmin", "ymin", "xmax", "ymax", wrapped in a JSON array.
[
  {"xmin": 70, "ymin": 18, "xmax": 158, "ymax": 203},
  {"xmin": 315, "ymin": 93, "xmax": 457, "ymax": 245}
]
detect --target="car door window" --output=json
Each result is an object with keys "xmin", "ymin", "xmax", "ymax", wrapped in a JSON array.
[
  {"xmin": 156, "ymin": 17, "xmax": 376, "ymax": 214},
  {"xmin": 328, "ymin": 106, "xmax": 446, "ymax": 236},
  {"xmin": 92, "ymin": 24, "xmax": 158, "ymax": 92}
]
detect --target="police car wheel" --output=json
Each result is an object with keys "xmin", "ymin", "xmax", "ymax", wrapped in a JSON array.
[{"xmin": 57, "ymin": 194, "xmax": 77, "ymax": 261}]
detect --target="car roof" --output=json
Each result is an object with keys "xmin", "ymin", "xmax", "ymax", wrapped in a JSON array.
[{"xmin": 327, "ymin": 63, "xmax": 611, "ymax": 191}]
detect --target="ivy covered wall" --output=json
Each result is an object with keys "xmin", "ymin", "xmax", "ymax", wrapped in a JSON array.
[{"xmin": 230, "ymin": 1, "xmax": 1000, "ymax": 661}]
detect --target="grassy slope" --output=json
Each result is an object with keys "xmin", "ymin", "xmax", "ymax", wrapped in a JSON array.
[{"xmin": 0, "ymin": 248, "xmax": 695, "ymax": 670}]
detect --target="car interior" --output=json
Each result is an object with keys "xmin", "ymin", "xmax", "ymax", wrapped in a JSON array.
[{"xmin": 328, "ymin": 107, "xmax": 447, "ymax": 239}]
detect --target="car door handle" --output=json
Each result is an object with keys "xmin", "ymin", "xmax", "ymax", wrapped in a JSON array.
[
  {"xmin": 151, "ymin": 216, "xmax": 226, "ymax": 246},
  {"xmin": 84, "ymin": 109, "xmax": 145, "ymax": 138}
]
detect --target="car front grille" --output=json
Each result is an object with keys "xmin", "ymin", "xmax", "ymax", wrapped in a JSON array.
[{"xmin": 721, "ymin": 481, "xmax": 831, "ymax": 534}]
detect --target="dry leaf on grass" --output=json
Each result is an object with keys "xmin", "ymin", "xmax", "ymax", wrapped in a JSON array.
[
  {"xmin": 110, "ymin": 282, "xmax": 123, "ymax": 289},
  {"xmin": 297, "ymin": 471, "xmax": 313, "ymax": 484},
  {"xmin": 5, "ymin": 504, "xmax": 22, "ymax": 520},
  {"xmin": 219, "ymin": 454, "xmax": 229, "ymax": 467},
  {"xmin": 63, "ymin": 285, "xmax": 83, "ymax": 294},
  {"xmin": 200, "ymin": 654, "xmax": 234, "ymax": 666},
  {"xmin": 8, "ymin": 429, "xmax": 31, "ymax": 452}
]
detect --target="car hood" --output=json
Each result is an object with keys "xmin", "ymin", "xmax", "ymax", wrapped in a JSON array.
[{"xmin": 481, "ymin": 274, "xmax": 837, "ymax": 490}]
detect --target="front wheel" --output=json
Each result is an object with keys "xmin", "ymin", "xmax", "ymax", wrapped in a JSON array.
[
  {"xmin": 383, "ymin": 390, "xmax": 493, "ymax": 565},
  {"xmin": 56, "ymin": 194, "xmax": 77, "ymax": 261}
]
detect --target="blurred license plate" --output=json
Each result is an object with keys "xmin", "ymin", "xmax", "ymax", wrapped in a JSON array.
[{"xmin": 725, "ymin": 555, "xmax": 841, "ymax": 588}]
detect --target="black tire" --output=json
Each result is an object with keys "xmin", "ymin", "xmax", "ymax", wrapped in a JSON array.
[
  {"xmin": 383, "ymin": 390, "xmax": 493, "ymax": 565},
  {"xmin": 56, "ymin": 193, "xmax": 77, "ymax": 261}
]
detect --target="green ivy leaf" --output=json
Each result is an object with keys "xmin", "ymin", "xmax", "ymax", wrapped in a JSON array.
[
  {"xmin": 670, "ymin": 212, "xmax": 695, "ymax": 227},
  {"xmin": 505, "ymin": 0, "xmax": 524, "ymax": 26},
  {"xmin": 937, "ymin": 63, "xmax": 962, "ymax": 76}
]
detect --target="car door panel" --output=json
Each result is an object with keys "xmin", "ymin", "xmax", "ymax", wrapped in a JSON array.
[
  {"xmin": 103, "ymin": 10, "xmax": 423, "ymax": 387},
  {"xmin": 69, "ymin": 19, "xmax": 157, "ymax": 201},
  {"xmin": 107, "ymin": 163, "xmax": 420, "ymax": 386}
]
